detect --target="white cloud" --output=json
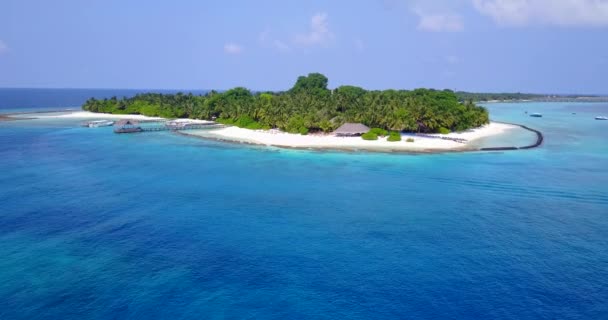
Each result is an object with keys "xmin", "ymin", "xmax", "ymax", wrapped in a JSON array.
[
  {"xmin": 294, "ymin": 12, "xmax": 334, "ymax": 46},
  {"xmin": 354, "ymin": 38, "xmax": 365, "ymax": 51},
  {"xmin": 473, "ymin": 0, "xmax": 608, "ymax": 27},
  {"xmin": 258, "ymin": 30, "xmax": 270, "ymax": 43},
  {"xmin": 445, "ymin": 55, "xmax": 460, "ymax": 64},
  {"xmin": 0, "ymin": 40, "xmax": 8, "ymax": 54},
  {"xmin": 258, "ymin": 29, "xmax": 291, "ymax": 53},
  {"xmin": 273, "ymin": 40, "xmax": 291, "ymax": 52},
  {"xmin": 224, "ymin": 42, "xmax": 243, "ymax": 55},
  {"xmin": 414, "ymin": 10, "xmax": 464, "ymax": 32}
]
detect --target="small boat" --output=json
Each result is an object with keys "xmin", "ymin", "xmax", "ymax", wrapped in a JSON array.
[
  {"xmin": 81, "ymin": 120, "xmax": 114, "ymax": 127},
  {"xmin": 530, "ymin": 113, "xmax": 542, "ymax": 118},
  {"xmin": 595, "ymin": 116, "xmax": 608, "ymax": 120}
]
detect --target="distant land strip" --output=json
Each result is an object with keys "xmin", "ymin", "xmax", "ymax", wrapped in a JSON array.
[
  {"xmin": 0, "ymin": 109, "xmax": 73, "ymax": 121},
  {"xmin": 455, "ymin": 92, "xmax": 608, "ymax": 103}
]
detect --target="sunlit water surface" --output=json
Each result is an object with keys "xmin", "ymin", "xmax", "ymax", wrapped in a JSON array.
[{"xmin": 1, "ymin": 92, "xmax": 607, "ymax": 319}]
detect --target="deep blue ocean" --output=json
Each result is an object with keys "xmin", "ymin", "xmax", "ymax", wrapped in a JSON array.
[{"xmin": 1, "ymin": 90, "xmax": 607, "ymax": 319}]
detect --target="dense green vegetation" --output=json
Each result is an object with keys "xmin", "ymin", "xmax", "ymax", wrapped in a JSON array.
[
  {"xmin": 216, "ymin": 116, "xmax": 270, "ymax": 130},
  {"xmin": 369, "ymin": 128, "xmax": 388, "ymax": 137},
  {"xmin": 438, "ymin": 127, "xmax": 451, "ymax": 134},
  {"xmin": 361, "ymin": 132, "xmax": 378, "ymax": 140},
  {"xmin": 387, "ymin": 132, "xmax": 401, "ymax": 142},
  {"xmin": 83, "ymin": 73, "xmax": 489, "ymax": 133}
]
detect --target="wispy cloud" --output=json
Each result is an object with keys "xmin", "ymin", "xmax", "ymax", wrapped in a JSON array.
[
  {"xmin": 259, "ymin": 13, "xmax": 334, "ymax": 52},
  {"xmin": 258, "ymin": 30, "xmax": 270, "ymax": 43},
  {"xmin": 273, "ymin": 40, "xmax": 291, "ymax": 52},
  {"xmin": 259, "ymin": 29, "xmax": 292, "ymax": 53},
  {"xmin": 0, "ymin": 40, "xmax": 8, "ymax": 54},
  {"xmin": 354, "ymin": 38, "xmax": 365, "ymax": 51},
  {"xmin": 473, "ymin": 0, "xmax": 608, "ymax": 27},
  {"xmin": 224, "ymin": 42, "xmax": 243, "ymax": 55},
  {"xmin": 294, "ymin": 12, "xmax": 334, "ymax": 46},
  {"xmin": 414, "ymin": 10, "xmax": 464, "ymax": 32},
  {"xmin": 445, "ymin": 55, "xmax": 460, "ymax": 64}
]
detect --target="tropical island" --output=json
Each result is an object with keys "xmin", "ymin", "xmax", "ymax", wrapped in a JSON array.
[
  {"xmin": 79, "ymin": 73, "xmax": 530, "ymax": 152},
  {"xmin": 83, "ymin": 73, "xmax": 489, "ymax": 133}
]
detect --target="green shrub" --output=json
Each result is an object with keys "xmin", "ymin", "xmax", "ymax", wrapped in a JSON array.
[
  {"xmin": 369, "ymin": 128, "xmax": 388, "ymax": 136},
  {"xmin": 406, "ymin": 138, "xmax": 415, "ymax": 142},
  {"xmin": 218, "ymin": 116, "xmax": 266, "ymax": 130},
  {"xmin": 235, "ymin": 116, "xmax": 256, "ymax": 128},
  {"xmin": 319, "ymin": 119, "xmax": 334, "ymax": 132},
  {"xmin": 286, "ymin": 116, "xmax": 306, "ymax": 133},
  {"xmin": 216, "ymin": 118, "xmax": 235, "ymax": 125},
  {"xmin": 438, "ymin": 127, "xmax": 451, "ymax": 134},
  {"xmin": 245, "ymin": 122, "xmax": 264, "ymax": 130},
  {"xmin": 387, "ymin": 131, "xmax": 401, "ymax": 142},
  {"xmin": 361, "ymin": 132, "xmax": 378, "ymax": 140},
  {"xmin": 299, "ymin": 127, "xmax": 309, "ymax": 135}
]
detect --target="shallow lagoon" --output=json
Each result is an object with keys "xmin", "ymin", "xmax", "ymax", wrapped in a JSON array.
[{"xmin": 1, "ymin": 100, "xmax": 607, "ymax": 319}]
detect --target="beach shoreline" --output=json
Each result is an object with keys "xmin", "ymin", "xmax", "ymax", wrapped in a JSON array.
[
  {"xmin": 24, "ymin": 111, "xmax": 166, "ymax": 121},
  {"xmin": 11, "ymin": 111, "xmax": 538, "ymax": 153},
  {"xmin": 182, "ymin": 122, "xmax": 517, "ymax": 153},
  {"xmin": 175, "ymin": 130, "xmax": 475, "ymax": 154}
]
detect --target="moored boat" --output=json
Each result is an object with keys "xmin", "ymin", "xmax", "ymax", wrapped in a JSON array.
[{"xmin": 595, "ymin": 116, "xmax": 608, "ymax": 120}]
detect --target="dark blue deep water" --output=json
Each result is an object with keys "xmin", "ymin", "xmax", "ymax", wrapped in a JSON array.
[{"xmin": 1, "ymin": 91, "xmax": 607, "ymax": 319}]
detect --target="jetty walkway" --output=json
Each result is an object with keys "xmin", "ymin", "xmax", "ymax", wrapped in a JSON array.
[
  {"xmin": 139, "ymin": 123, "xmax": 224, "ymax": 132},
  {"xmin": 113, "ymin": 119, "xmax": 224, "ymax": 133}
]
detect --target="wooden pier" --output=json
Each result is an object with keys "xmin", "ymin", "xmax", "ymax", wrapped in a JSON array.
[
  {"xmin": 140, "ymin": 123, "xmax": 224, "ymax": 132},
  {"xmin": 113, "ymin": 119, "xmax": 224, "ymax": 133}
]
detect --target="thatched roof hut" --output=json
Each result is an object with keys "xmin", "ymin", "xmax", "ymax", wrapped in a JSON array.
[{"xmin": 333, "ymin": 123, "xmax": 370, "ymax": 136}]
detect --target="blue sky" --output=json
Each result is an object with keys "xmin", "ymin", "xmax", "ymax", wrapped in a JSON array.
[{"xmin": 1, "ymin": 0, "xmax": 607, "ymax": 93}]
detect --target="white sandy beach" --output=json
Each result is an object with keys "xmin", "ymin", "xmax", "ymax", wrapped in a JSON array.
[
  {"xmin": 29, "ymin": 111, "xmax": 166, "ymax": 121},
  {"xmin": 14, "ymin": 111, "xmax": 519, "ymax": 152},
  {"xmin": 22, "ymin": 111, "xmax": 214, "ymax": 124},
  {"xmin": 186, "ymin": 122, "xmax": 517, "ymax": 152}
]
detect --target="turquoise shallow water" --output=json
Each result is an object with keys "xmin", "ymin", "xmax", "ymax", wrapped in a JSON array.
[{"xmin": 1, "ymin": 96, "xmax": 607, "ymax": 319}]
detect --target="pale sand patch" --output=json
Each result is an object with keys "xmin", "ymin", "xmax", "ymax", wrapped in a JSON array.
[
  {"xmin": 29, "ymin": 111, "xmax": 165, "ymax": 121},
  {"xmin": 24, "ymin": 111, "xmax": 215, "ymax": 124},
  {"xmin": 186, "ymin": 122, "xmax": 516, "ymax": 152}
]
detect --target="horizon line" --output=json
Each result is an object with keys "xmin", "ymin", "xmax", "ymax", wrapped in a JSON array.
[{"xmin": 0, "ymin": 87, "xmax": 607, "ymax": 97}]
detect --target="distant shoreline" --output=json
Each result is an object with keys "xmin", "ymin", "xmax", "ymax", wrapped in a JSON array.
[
  {"xmin": 174, "ymin": 130, "xmax": 471, "ymax": 154},
  {"xmin": 0, "ymin": 109, "xmax": 77, "ymax": 120},
  {"xmin": 177, "ymin": 122, "xmax": 543, "ymax": 154},
  {"xmin": 479, "ymin": 97, "xmax": 608, "ymax": 103},
  {"xmin": 7, "ymin": 110, "xmax": 544, "ymax": 154},
  {"xmin": 180, "ymin": 122, "xmax": 527, "ymax": 154}
]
